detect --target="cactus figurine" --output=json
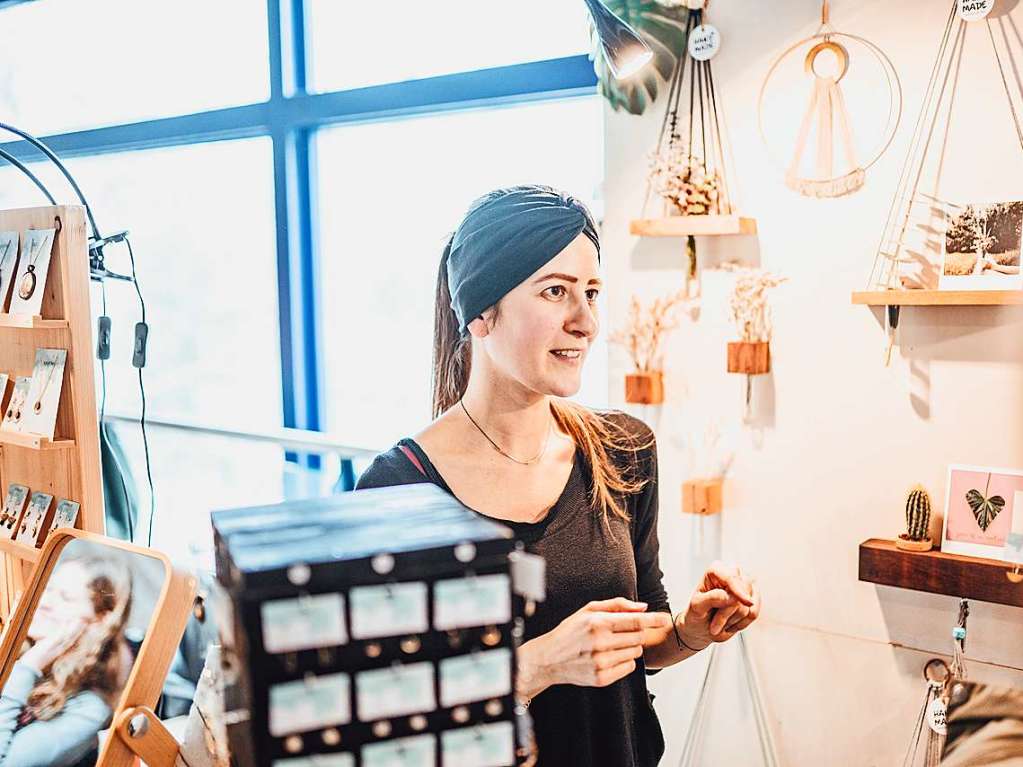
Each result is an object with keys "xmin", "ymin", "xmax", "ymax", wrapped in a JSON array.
[{"xmin": 896, "ymin": 484, "xmax": 933, "ymax": 552}]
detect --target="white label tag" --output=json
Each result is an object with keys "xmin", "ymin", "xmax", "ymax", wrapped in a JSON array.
[
  {"xmin": 439, "ymin": 649, "xmax": 512, "ymax": 708},
  {"xmin": 434, "ymin": 575, "xmax": 512, "ymax": 631},
  {"xmin": 350, "ymin": 582, "xmax": 428, "ymax": 639},
  {"xmin": 958, "ymin": 0, "xmax": 994, "ymax": 21},
  {"xmin": 261, "ymin": 593, "xmax": 347, "ymax": 654},
  {"xmin": 273, "ymin": 755, "xmax": 355, "ymax": 767},
  {"xmin": 269, "ymin": 672, "xmax": 351, "ymax": 736},
  {"xmin": 509, "ymin": 552, "xmax": 546, "ymax": 603},
  {"xmin": 928, "ymin": 697, "xmax": 948, "ymax": 735},
  {"xmin": 362, "ymin": 735, "xmax": 436, "ymax": 767},
  {"xmin": 688, "ymin": 25, "xmax": 721, "ymax": 61},
  {"xmin": 441, "ymin": 722, "xmax": 515, "ymax": 767},
  {"xmin": 356, "ymin": 662, "xmax": 436, "ymax": 721}
]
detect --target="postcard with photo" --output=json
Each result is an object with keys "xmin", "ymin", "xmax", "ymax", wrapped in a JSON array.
[
  {"xmin": 940, "ymin": 201, "xmax": 1023, "ymax": 291},
  {"xmin": 8, "ymin": 228, "xmax": 55, "ymax": 316},
  {"xmin": 942, "ymin": 464, "xmax": 1023, "ymax": 560}
]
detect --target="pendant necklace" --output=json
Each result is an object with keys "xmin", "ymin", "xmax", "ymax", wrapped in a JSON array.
[
  {"xmin": 459, "ymin": 398, "xmax": 552, "ymax": 466},
  {"xmin": 31, "ymin": 360, "xmax": 58, "ymax": 414},
  {"xmin": 0, "ymin": 240, "xmax": 13, "ymax": 277},
  {"xmin": 18, "ymin": 234, "xmax": 49, "ymax": 301}
]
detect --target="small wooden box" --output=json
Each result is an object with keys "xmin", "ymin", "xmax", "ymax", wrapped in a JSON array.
[
  {"xmin": 625, "ymin": 371, "xmax": 664, "ymax": 404},
  {"xmin": 682, "ymin": 478, "xmax": 723, "ymax": 516},
  {"xmin": 727, "ymin": 342, "xmax": 770, "ymax": 375}
]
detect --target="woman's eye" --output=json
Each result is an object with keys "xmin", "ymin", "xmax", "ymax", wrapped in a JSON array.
[
  {"xmin": 544, "ymin": 285, "xmax": 566, "ymax": 298},
  {"xmin": 586, "ymin": 289, "xmax": 600, "ymax": 301}
]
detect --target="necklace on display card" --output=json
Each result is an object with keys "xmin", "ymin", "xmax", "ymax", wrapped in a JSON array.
[
  {"xmin": 21, "ymin": 348, "xmax": 67, "ymax": 440},
  {"xmin": 8, "ymin": 228, "xmax": 55, "ymax": 317},
  {"xmin": 1, "ymin": 377, "xmax": 31, "ymax": 434},
  {"xmin": 0, "ymin": 484, "xmax": 29, "ymax": 539},
  {"xmin": 0, "ymin": 232, "xmax": 19, "ymax": 313}
]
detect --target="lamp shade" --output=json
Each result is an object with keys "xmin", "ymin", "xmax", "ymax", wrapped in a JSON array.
[{"xmin": 582, "ymin": 0, "xmax": 654, "ymax": 79}]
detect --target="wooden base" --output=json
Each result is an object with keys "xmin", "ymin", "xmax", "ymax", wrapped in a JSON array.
[
  {"xmin": 682, "ymin": 478, "xmax": 723, "ymax": 516},
  {"xmin": 625, "ymin": 371, "xmax": 664, "ymax": 405},
  {"xmin": 894, "ymin": 534, "xmax": 933, "ymax": 552},
  {"xmin": 630, "ymin": 215, "xmax": 758, "ymax": 237},
  {"xmin": 727, "ymin": 342, "xmax": 770, "ymax": 375},
  {"xmin": 851, "ymin": 289, "xmax": 1023, "ymax": 306},
  {"xmin": 0, "ymin": 314, "xmax": 69, "ymax": 329},
  {"xmin": 0, "ymin": 431, "xmax": 74, "ymax": 450}
]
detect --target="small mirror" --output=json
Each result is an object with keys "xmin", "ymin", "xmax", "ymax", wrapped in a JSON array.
[{"xmin": 0, "ymin": 530, "xmax": 196, "ymax": 767}]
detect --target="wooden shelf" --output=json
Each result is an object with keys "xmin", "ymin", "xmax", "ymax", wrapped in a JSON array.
[
  {"xmin": 851, "ymin": 290, "xmax": 1023, "ymax": 306},
  {"xmin": 0, "ymin": 431, "xmax": 74, "ymax": 451},
  {"xmin": 630, "ymin": 215, "xmax": 758, "ymax": 237},
  {"xmin": 0, "ymin": 538, "xmax": 40, "ymax": 564},
  {"xmin": 0, "ymin": 314, "xmax": 69, "ymax": 329},
  {"xmin": 859, "ymin": 538, "xmax": 1023, "ymax": 608}
]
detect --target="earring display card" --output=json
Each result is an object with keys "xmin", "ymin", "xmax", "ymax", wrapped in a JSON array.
[
  {"xmin": 48, "ymin": 498, "xmax": 80, "ymax": 534},
  {"xmin": 21, "ymin": 348, "xmax": 67, "ymax": 440},
  {"xmin": 261, "ymin": 592, "xmax": 347, "ymax": 654},
  {"xmin": 1, "ymin": 377, "xmax": 31, "ymax": 433},
  {"xmin": 15, "ymin": 491, "xmax": 52, "ymax": 546},
  {"xmin": 275, "ymin": 756, "xmax": 355, "ymax": 767},
  {"xmin": 439, "ymin": 649, "xmax": 512, "ymax": 708},
  {"xmin": 350, "ymin": 582, "xmax": 429, "ymax": 639},
  {"xmin": 269, "ymin": 671, "xmax": 351, "ymax": 737},
  {"xmin": 362, "ymin": 734, "xmax": 435, "ymax": 767},
  {"xmin": 0, "ymin": 484, "xmax": 29, "ymax": 540},
  {"xmin": 8, "ymin": 228, "xmax": 55, "ymax": 317},
  {"xmin": 434, "ymin": 574, "xmax": 512, "ymax": 631},
  {"xmin": 0, "ymin": 232, "xmax": 18, "ymax": 311},
  {"xmin": 441, "ymin": 721, "xmax": 515, "ymax": 767},
  {"xmin": 355, "ymin": 662, "xmax": 436, "ymax": 721}
]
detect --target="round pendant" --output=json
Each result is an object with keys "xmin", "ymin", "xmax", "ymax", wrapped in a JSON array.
[
  {"xmin": 33, "ymin": 400, "xmax": 42, "ymax": 414},
  {"xmin": 18, "ymin": 268, "xmax": 36, "ymax": 300},
  {"xmin": 14, "ymin": 410, "xmax": 20, "ymax": 421}
]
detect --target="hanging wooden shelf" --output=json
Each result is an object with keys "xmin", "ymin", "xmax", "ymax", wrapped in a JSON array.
[
  {"xmin": 0, "ymin": 314, "xmax": 69, "ymax": 329},
  {"xmin": 852, "ymin": 290, "xmax": 1023, "ymax": 307},
  {"xmin": 630, "ymin": 215, "xmax": 758, "ymax": 237},
  {"xmin": 0, "ymin": 538, "xmax": 41, "ymax": 564},
  {"xmin": 858, "ymin": 538, "xmax": 1023, "ymax": 608},
  {"xmin": 0, "ymin": 432, "xmax": 75, "ymax": 451}
]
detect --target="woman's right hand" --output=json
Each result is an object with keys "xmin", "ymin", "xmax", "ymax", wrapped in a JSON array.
[
  {"xmin": 517, "ymin": 598, "xmax": 672, "ymax": 698},
  {"xmin": 21, "ymin": 618, "xmax": 86, "ymax": 673}
]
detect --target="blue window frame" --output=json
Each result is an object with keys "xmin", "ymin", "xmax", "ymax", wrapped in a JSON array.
[{"xmin": 0, "ymin": 0, "xmax": 598, "ymax": 487}]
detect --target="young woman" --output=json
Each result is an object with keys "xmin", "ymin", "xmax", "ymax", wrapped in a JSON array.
[
  {"xmin": 0, "ymin": 553, "xmax": 133, "ymax": 767},
  {"xmin": 357, "ymin": 184, "xmax": 761, "ymax": 766}
]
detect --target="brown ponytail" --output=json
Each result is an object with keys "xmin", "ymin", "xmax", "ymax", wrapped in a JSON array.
[{"xmin": 431, "ymin": 237, "xmax": 652, "ymax": 523}]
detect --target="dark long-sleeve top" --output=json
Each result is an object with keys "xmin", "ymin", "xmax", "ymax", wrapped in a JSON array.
[
  {"xmin": 0, "ymin": 661, "xmax": 111, "ymax": 767},
  {"xmin": 356, "ymin": 410, "xmax": 671, "ymax": 767}
]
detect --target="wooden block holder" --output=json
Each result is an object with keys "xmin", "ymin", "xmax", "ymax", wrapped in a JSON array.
[
  {"xmin": 625, "ymin": 370, "xmax": 665, "ymax": 404},
  {"xmin": 682, "ymin": 478, "xmax": 723, "ymax": 516},
  {"xmin": 0, "ymin": 206, "xmax": 105, "ymax": 625},
  {"xmin": 727, "ymin": 341, "xmax": 771, "ymax": 375}
]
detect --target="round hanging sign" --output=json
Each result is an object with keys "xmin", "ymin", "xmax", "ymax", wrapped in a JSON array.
[
  {"xmin": 688, "ymin": 24, "xmax": 721, "ymax": 61},
  {"xmin": 928, "ymin": 697, "xmax": 948, "ymax": 735},
  {"xmin": 958, "ymin": 0, "xmax": 994, "ymax": 21}
]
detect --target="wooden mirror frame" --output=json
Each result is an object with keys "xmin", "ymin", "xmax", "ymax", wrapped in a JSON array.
[{"xmin": 0, "ymin": 529, "xmax": 196, "ymax": 767}]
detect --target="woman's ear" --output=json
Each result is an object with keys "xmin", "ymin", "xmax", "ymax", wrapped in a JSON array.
[{"xmin": 466, "ymin": 316, "xmax": 490, "ymax": 338}]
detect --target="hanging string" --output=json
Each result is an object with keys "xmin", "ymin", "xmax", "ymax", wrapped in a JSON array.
[{"xmin": 985, "ymin": 19, "xmax": 1023, "ymax": 157}]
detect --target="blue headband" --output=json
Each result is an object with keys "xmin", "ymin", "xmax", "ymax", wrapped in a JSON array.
[{"xmin": 447, "ymin": 184, "xmax": 600, "ymax": 332}]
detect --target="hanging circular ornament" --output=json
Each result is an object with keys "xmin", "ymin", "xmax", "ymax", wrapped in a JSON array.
[
  {"xmin": 958, "ymin": 0, "xmax": 994, "ymax": 21},
  {"xmin": 688, "ymin": 24, "xmax": 720, "ymax": 61}
]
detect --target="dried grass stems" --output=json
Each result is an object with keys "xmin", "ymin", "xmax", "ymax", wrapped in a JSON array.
[
  {"xmin": 723, "ymin": 265, "xmax": 786, "ymax": 343},
  {"xmin": 611, "ymin": 289, "xmax": 691, "ymax": 372},
  {"xmin": 648, "ymin": 138, "xmax": 723, "ymax": 217}
]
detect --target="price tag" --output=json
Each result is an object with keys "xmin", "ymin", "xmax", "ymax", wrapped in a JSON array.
[
  {"xmin": 350, "ymin": 582, "xmax": 428, "ymax": 639},
  {"xmin": 440, "ymin": 649, "xmax": 512, "ymax": 707},
  {"xmin": 958, "ymin": 0, "xmax": 994, "ymax": 20},
  {"xmin": 441, "ymin": 722, "xmax": 515, "ymax": 767},
  {"xmin": 362, "ymin": 735, "xmax": 436, "ymax": 767},
  {"xmin": 269, "ymin": 672, "xmax": 351, "ymax": 736},
  {"xmin": 434, "ymin": 575, "xmax": 511, "ymax": 631},
  {"xmin": 688, "ymin": 25, "xmax": 721, "ymax": 61},
  {"xmin": 928, "ymin": 696, "xmax": 948, "ymax": 735},
  {"xmin": 261, "ymin": 593, "xmax": 347, "ymax": 654},
  {"xmin": 356, "ymin": 662, "xmax": 436, "ymax": 721}
]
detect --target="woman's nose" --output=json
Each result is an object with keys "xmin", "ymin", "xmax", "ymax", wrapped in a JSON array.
[{"xmin": 566, "ymin": 298, "xmax": 598, "ymax": 338}]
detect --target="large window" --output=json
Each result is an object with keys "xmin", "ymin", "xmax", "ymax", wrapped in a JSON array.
[{"xmin": 317, "ymin": 97, "xmax": 606, "ymax": 448}]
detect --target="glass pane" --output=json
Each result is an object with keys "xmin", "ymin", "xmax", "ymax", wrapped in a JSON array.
[
  {"xmin": 316, "ymin": 97, "xmax": 606, "ymax": 450},
  {"xmin": 0, "ymin": 0, "xmax": 269, "ymax": 135},
  {"xmin": 307, "ymin": 0, "xmax": 592, "ymax": 92}
]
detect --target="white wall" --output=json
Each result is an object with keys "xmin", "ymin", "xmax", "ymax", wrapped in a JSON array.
[{"xmin": 602, "ymin": 1, "xmax": 1023, "ymax": 764}]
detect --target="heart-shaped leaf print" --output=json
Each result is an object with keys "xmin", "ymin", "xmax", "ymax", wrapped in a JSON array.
[{"xmin": 966, "ymin": 488, "xmax": 1005, "ymax": 532}]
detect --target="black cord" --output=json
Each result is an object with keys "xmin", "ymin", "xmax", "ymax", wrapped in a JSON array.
[
  {"xmin": 0, "ymin": 148, "xmax": 56, "ymax": 205},
  {"xmin": 124, "ymin": 237, "xmax": 155, "ymax": 547}
]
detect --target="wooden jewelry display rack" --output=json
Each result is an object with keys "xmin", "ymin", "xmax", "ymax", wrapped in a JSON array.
[{"xmin": 0, "ymin": 205, "xmax": 104, "ymax": 625}]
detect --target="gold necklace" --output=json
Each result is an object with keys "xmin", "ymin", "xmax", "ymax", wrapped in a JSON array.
[
  {"xmin": 31, "ymin": 358, "xmax": 59, "ymax": 414},
  {"xmin": 18, "ymin": 233, "xmax": 49, "ymax": 301},
  {"xmin": 459, "ymin": 399, "xmax": 553, "ymax": 466}
]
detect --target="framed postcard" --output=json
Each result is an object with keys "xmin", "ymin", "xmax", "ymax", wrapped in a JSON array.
[
  {"xmin": 940, "ymin": 201, "xmax": 1023, "ymax": 291},
  {"xmin": 0, "ymin": 232, "xmax": 18, "ymax": 312},
  {"xmin": 15, "ymin": 491, "xmax": 52, "ymax": 546},
  {"xmin": 20, "ymin": 348, "xmax": 67, "ymax": 440},
  {"xmin": 1, "ymin": 376, "xmax": 31, "ymax": 434},
  {"xmin": 8, "ymin": 228, "xmax": 55, "ymax": 316},
  {"xmin": 941, "ymin": 464, "xmax": 1023, "ymax": 561},
  {"xmin": 0, "ymin": 484, "xmax": 30, "ymax": 541}
]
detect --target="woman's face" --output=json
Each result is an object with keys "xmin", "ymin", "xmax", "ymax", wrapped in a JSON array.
[
  {"xmin": 472, "ymin": 232, "xmax": 601, "ymax": 398},
  {"xmin": 28, "ymin": 561, "xmax": 96, "ymax": 641}
]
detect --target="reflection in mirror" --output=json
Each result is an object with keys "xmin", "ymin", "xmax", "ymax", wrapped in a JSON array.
[{"xmin": 0, "ymin": 539, "xmax": 165, "ymax": 767}]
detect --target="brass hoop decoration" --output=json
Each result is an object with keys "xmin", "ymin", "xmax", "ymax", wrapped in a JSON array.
[
  {"xmin": 804, "ymin": 39, "xmax": 850, "ymax": 82},
  {"xmin": 923, "ymin": 657, "xmax": 950, "ymax": 684}
]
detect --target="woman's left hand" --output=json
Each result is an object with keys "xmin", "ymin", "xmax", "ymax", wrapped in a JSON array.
[{"xmin": 678, "ymin": 561, "xmax": 761, "ymax": 650}]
